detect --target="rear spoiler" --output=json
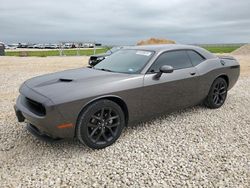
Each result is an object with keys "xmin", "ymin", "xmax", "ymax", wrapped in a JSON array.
[{"xmin": 217, "ymin": 55, "xmax": 236, "ymax": 61}]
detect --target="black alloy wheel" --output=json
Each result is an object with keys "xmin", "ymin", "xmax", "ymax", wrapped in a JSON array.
[
  {"xmin": 205, "ymin": 77, "xmax": 228, "ymax": 109},
  {"xmin": 77, "ymin": 100, "xmax": 125, "ymax": 149},
  {"xmin": 87, "ymin": 107, "xmax": 120, "ymax": 144},
  {"xmin": 212, "ymin": 81, "xmax": 227, "ymax": 106}
]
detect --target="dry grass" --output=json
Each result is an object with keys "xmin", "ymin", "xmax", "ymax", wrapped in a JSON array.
[
  {"xmin": 137, "ymin": 37, "xmax": 176, "ymax": 45},
  {"xmin": 232, "ymin": 55, "xmax": 250, "ymax": 76},
  {"xmin": 231, "ymin": 44, "xmax": 250, "ymax": 55}
]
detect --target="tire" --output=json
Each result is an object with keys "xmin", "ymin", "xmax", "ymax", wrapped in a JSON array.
[
  {"xmin": 204, "ymin": 77, "xmax": 228, "ymax": 109},
  {"xmin": 76, "ymin": 100, "xmax": 125, "ymax": 149}
]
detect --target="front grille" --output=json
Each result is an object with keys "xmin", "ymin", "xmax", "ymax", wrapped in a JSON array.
[{"xmin": 25, "ymin": 97, "xmax": 46, "ymax": 116}]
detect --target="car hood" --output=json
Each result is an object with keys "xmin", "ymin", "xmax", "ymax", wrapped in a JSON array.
[{"xmin": 23, "ymin": 68, "xmax": 143, "ymax": 104}]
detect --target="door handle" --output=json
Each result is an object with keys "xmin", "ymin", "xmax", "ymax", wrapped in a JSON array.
[{"xmin": 190, "ymin": 72, "xmax": 196, "ymax": 76}]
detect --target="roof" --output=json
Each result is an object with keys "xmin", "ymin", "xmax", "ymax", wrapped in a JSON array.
[
  {"xmin": 126, "ymin": 44, "xmax": 216, "ymax": 59},
  {"xmin": 127, "ymin": 44, "xmax": 193, "ymax": 51}
]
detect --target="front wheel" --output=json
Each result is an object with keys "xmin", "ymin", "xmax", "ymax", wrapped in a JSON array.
[
  {"xmin": 204, "ymin": 77, "xmax": 228, "ymax": 109},
  {"xmin": 76, "ymin": 100, "xmax": 125, "ymax": 149}
]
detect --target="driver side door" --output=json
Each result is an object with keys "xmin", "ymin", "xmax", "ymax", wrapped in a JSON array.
[{"xmin": 142, "ymin": 50, "xmax": 200, "ymax": 117}]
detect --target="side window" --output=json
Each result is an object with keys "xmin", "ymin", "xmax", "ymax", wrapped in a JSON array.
[
  {"xmin": 149, "ymin": 50, "xmax": 193, "ymax": 72},
  {"xmin": 186, "ymin": 50, "xmax": 205, "ymax": 66}
]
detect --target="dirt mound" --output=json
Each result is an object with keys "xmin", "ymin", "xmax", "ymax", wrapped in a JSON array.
[
  {"xmin": 231, "ymin": 44, "xmax": 250, "ymax": 55},
  {"xmin": 137, "ymin": 38, "xmax": 176, "ymax": 46}
]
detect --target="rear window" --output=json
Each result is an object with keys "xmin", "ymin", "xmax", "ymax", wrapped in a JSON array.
[{"xmin": 187, "ymin": 50, "xmax": 205, "ymax": 66}]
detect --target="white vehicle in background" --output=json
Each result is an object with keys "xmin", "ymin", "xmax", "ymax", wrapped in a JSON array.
[
  {"xmin": 6, "ymin": 43, "xmax": 18, "ymax": 49},
  {"xmin": 49, "ymin": 44, "xmax": 59, "ymax": 49},
  {"xmin": 44, "ymin": 44, "xmax": 59, "ymax": 49},
  {"xmin": 63, "ymin": 43, "xmax": 73, "ymax": 49},
  {"xmin": 27, "ymin": 44, "xmax": 36, "ymax": 48},
  {"xmin": 18, "ymin": 43, "xmax": 28, "ymax": 48},
  {"xmin": 33, "ymin": 44, "xmax": 45, "ymax": 49},
  {"xmin": 83, "ymin": 43, "xmax": 95, "ymax": 48},
  {"xmin": 44, "ymin": 44, "xmax": 51, "ymax": 49},
  {"xmin": 5, "ymin": 45, "xmax": 16, "ymax": 50}
]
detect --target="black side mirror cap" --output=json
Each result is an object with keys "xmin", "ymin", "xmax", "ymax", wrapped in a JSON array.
[
  {"xmin": 154, "ymin": 65, "xmax": 174, "ymax": 79},
  {"xmin": 160, "ymin": 65, "xmax": 174, "ymax": 73}
]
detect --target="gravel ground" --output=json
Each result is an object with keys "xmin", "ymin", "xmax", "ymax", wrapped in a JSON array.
[{"xmin": 0, "ymin": 56, "xmax": 250, "ymax": 187}]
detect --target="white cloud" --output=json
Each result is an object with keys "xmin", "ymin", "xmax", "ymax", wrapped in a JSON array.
[{"xmin": 0, "ymin": 0, "xmax": 250, "ymax": 44}]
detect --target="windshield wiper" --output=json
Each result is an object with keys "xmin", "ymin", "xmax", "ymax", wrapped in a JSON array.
[
  {"xmin": 94, "ymin": 68, "xmax": 113, "ymax": 72},
  {"xmin": 101, "ymin": 68, "xmax": 113, "ymax": 72}
]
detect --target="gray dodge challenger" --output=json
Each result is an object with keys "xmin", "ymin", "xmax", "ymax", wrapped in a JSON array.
[{"xmin": 14, "ymin": 44, "xmax": 240, "ymax": 149}]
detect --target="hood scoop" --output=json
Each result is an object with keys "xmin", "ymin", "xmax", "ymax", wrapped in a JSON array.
[
  {"xmin": 34, "ymin": 78, "xmax": 73, "ymax": 88},
  {"xmin": 59, "ymin": 78, "xmax": 73, "ymax": 82}
]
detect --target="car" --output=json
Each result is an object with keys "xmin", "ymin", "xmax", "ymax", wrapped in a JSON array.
[
  {"xmin": 88, "ymin": 46, "xmax": 124, "ymax": 66},
  {"xmin": 5, "ymin": 45, "xmax": 16, "ymax": 50},
  {"xmin": 82, "ymin": 43, "xmax": 95, "ymax": 48},
  {"xmin": 44, "ymin": 44, "xmax": 53, "ymax": 49},
  {"xmin": 48, "ymin": 44, "xmax": 59, "ymax": 49},
  {"xmin": 5, "ymin": 43, "xmax": 18, "ymax": 49},
  {"xmin": 33, "ymin": 44, "xmax": 45, "ymax": 49},
  {"xmin": 18, "ymin": 43, "xmax": 28, "ymax": 48},
  {"xmin": 14, "ymin": 44, "xmax": 240, "ymax": 149},
  {"xmin": 27, "ymin": 44, "xmax": 36, "ymax": 48},
  {"xmin": 62, "ymin": 43, "xmax": 73, "ymax": 49}
]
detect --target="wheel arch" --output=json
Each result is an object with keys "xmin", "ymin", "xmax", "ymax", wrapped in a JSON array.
[
  {"xmin": 75, "ymin": 95, "xmax": 129, "ymax": 135},
  {"xmin": 216, "ymin": 74, "xmax": 229, "ymax": 86},
  {"xmin": 205, "ymin": 74, "xmax": 229, "ymax": 99}
]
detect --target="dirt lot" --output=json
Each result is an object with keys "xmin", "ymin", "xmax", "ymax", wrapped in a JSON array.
[{"xmin": 0, "ymin": 55, "xmax": 249, "ymax": 187}]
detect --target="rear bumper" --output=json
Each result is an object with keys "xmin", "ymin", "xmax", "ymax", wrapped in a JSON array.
[
  {"xmin": 15, "ymin": 92, "xmax": 75, "ymax": 139},
  {"xmin": 228, "ymin": 64, "xmax": 240, "ymax": 91}
]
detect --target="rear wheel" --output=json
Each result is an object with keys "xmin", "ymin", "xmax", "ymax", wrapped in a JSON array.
[
  {"xmin": 204, "ymin": 77, "xmax": 228, "ymax": 109},
  {"xmin": 77, "ymin": 100, "xmax": 125, "ymax": 149}
]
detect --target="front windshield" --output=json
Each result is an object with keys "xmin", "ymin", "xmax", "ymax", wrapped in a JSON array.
[{"xmin": 94, "ymin": 49, "xmax": 154, "ymax": 74}]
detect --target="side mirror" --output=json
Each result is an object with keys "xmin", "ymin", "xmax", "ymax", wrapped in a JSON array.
[
  {"xmin": 154, "ymin": 65, "xmax": 174, "ymax": 79},
  {"xmin": 160, "ymin": 65, "xmax": 174, "ymax": 73}
]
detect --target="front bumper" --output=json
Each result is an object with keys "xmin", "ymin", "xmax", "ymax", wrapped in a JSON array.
[
  {"xmin": 14, "ymin": 105, "xmax": 25, "ymax": 122},
  {"xmin": 14, "ymin": 91, "xmax": 75, "ymax": 139},
  {"xmin": 26, "ymin": 123, "xmax": 62, "ymax": 142}
]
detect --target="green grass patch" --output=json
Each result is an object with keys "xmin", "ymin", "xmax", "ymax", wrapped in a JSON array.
[
  {"xmin": 5, "ymin": 48, "xmax": 109, "ymax": 57},
  {"xmin": 202, "ymin": 45, "xmax": 241, "ymax": 53}
]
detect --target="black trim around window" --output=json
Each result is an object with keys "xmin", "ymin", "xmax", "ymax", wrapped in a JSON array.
[
  {"xmin": 185, "ymin": 49, "xmax": 206, "ymax": 67},
  {"xmin": 146, "ymin": 49, "xmax": 207, "ymax": 74}
]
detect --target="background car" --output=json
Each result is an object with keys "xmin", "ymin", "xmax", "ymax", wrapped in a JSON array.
[
  {"xmin": 27, "ymin": 44, "xmax": 36, "ymax": 48},
  {"xmin": 5, "ymin": 45, "xmax": 17, "ymax": 50},
  {"xmin": 5, "ymin": 43, "xmax": 18, "ymax": 49},
  {"xmin": 33, "ymin": 44, "xmax": 45, "ymax": 49},
  {"xmin": 62, "ymin": 43, "xmax": 73, "ymax": 49},
  {"xmin": 49, "ymin": 44, "xmax": 59, "ymax": 49},
  {"xmin": 18, "ymin": 43, "xmax": 28, "ymax": 48}
]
